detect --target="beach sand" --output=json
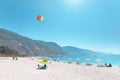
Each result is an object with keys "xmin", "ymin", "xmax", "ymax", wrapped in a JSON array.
[{"xmin": 0, "ymin": 57, "xmax": 119, "ymax": 80}]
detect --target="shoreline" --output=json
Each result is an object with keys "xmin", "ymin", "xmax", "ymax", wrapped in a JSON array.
[
  {"xmin": 0, "ymin": 57, "xmax": 119, "ymax": 67},
  {"xmin": 0, "ymin": 57, "xmax": 120, "ymax": 80}
]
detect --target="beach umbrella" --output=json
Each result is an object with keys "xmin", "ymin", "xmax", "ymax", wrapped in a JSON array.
[
  {"xmin": 57, "ymin": 57, "xmax": 59, "ymax": 60},
  {"xmin": 68, "ymin": 58, "xmax": 72, "ymax": 63},
  {"xmin": 96, "ymin": 59, "xmax": 102, "ymax": 63},
  {"xmin": 86, "ymin": 58, "xmax": 90, "ymax": 63},
  {"xmin": 76, "ymin": 58, "xmax": 80, "ymax": 64},
  {"xmin": 68, "ymin": 58, "xmax": 72, "ymax": 60},
  {"xmin": 49, "ymin": 57, "xmax": 52, "ymax": 61},
  {"xmin": 76, "ymin": 58, "xmax": 80, "ymax": 61},
  {"xmin": 39, "ymin": 59, "xmax": 48, "ymax": 64},
  {"xmin": 86, "ymin": 58, "xmax": 90, "ymax": 61}
]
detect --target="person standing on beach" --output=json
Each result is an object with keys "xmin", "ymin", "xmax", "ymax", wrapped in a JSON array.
[
  {"xmin": 105, "ymin": 63, "xmax": 107, "ymax": 67},
  {"xmin": 16, "ymin": 57, "xmax": 18, "ymax": 60},
  {"xmin": 108, "ymin": 63, "xmax": 112, "ymax": 67},
  {"xmin": 13, "ymin": 56, "xmax": 15, "ymax": 61}
]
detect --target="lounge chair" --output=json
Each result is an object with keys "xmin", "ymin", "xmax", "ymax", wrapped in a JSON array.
[
  {"xmin": 86, "ymin": 63, "xmax": 92, "ymax": 66},
  {"xmin": 97, "ymin": 64, "xmax": 105, "ymax": 67},
  {"xmin": 76, "ymin": 61, "xmax": 80, "ymax": 64}
]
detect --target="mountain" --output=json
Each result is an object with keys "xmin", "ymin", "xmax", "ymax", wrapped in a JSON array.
[
  {"xmin": 0, "ymin": 28, "xmax": 117, "ymax": 57},
  {"xmin": 63, "ymin": 46, "xmax": 96, "ymax": 57},
  {"xmin": 62, "ymin": 46, "xmax": 115, "ymax": 58},
  {"xmin": 0, "ymin": 46, "xmax": 21, "ymax": 56},
  {"xmin": 0, "ymin": 28, "xmax": 67, "ymax": 56}
]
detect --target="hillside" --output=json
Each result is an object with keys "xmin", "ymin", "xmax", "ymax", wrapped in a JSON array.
[
  {"xmin": 0, "ymin": 46, "xmax": 21, "ymax": 56},
  {"xmin": 0, "ymin": 28, "xmax": 116, "ymax": 57},
  {"xmin": 0, "ymin": 29, "xmax": 67, "ymax": 56},
  {"xmin": 63, "ymin": 46, "xmax": 96, "ymax": 57},
  {"xmin": 62, "ymin": 46, "xmax": 116, "ymax": 58}
]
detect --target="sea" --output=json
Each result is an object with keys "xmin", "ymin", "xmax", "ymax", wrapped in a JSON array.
[{"xmin": 45, "ymin": 55, "xmax": 120, "ymax": 66}]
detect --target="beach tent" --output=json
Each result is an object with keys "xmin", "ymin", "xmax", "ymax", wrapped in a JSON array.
[{"xmin": 39, "ymin": 59, "xmax": 48, "ymax": 64}]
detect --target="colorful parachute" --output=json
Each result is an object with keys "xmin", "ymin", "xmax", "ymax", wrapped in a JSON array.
[{"xmin": 37, "ymin": 15, "xmax": 44, "ymax": 23}]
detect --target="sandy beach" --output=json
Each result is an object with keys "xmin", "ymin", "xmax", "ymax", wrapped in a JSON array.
[{"xmin": 0, "ymin": 57, "xmax": 119, "ymax": 80}]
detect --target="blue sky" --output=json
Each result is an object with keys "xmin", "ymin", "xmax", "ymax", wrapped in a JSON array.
[{"xmin": 0, "ymin": 0, "xmax": 120, "ymax": 54}]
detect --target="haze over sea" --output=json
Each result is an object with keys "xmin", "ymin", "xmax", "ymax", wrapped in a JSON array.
[{"xmin": 50, "ymin": 55, "xmax": 120, "ymax": 66}]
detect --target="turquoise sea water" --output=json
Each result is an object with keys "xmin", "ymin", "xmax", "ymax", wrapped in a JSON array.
[{"xmin": 46, "ymin": 55, "xmax": 120, "ymax": 66}]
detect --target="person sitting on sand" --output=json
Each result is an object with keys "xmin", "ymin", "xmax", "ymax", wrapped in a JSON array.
[
  {"xmin": 37, "ymin": 64, "xmax": 47, "ymax": 69},
  {"xmin": 104, "ymin": 63, "xmax": 108, "ymax": 67},
  {"xmin": 108, "ymin": 63, "xmax": 112, "ymax": 67},
  {"xmin": 16, "ymin": 57, "xmax": 18, "ymax": 60},
  {"xmin": 105, "ymin": 63, "xmax": 112, "ymax": 67}
]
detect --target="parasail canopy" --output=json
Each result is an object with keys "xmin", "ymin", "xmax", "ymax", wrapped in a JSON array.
[{"xmin": 37, "ymin": 15, "xmax": 44, "ymax": 23}]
